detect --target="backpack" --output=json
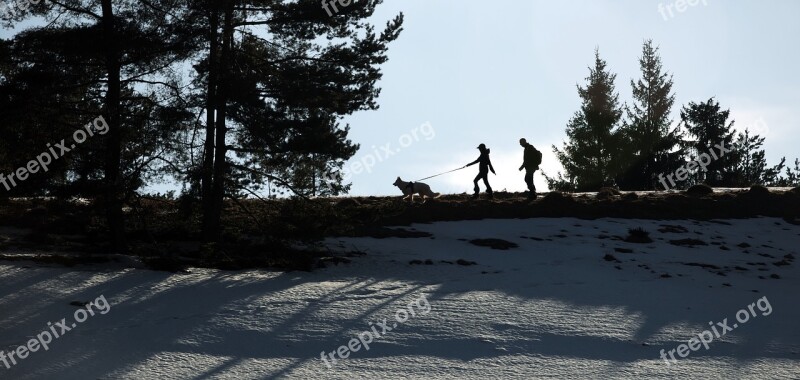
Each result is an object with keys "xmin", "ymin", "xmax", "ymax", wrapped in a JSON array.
[
  {"xmin": 526, "ymin": 146, "xmax": 542, "ymax": 168},
  {"xmin": 532, "ymin": 147, "xmax": 543, "ymax": 167}
]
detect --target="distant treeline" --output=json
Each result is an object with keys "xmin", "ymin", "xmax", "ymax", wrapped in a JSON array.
[
  {"xmin": 0, "ymin": 1, "xmax": 404, "ymax": 249},
  {"xmin": 548, "ymin": 40, "xmax": 799, "ymax": 192}
]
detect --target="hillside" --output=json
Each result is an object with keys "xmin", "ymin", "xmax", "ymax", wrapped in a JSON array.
[{"xmin": 1, "ymin": 216, "xmax": 798, "ymax": 379}]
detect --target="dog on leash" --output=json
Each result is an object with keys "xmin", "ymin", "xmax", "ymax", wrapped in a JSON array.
[{"xmin": 393, "ymin": 177, "xmax": 440, "ymax": 202}]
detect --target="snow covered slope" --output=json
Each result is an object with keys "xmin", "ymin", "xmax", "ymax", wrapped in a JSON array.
[{"xmin": 1, "ymin": 217, "xmax": 799, "ymax": 379}]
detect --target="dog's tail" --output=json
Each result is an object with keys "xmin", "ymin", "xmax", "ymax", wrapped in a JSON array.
[{"xmin": 422, "ymin": 189, "xmax": 440, "ymax": 199}]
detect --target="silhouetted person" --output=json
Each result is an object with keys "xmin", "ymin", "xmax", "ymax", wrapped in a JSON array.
[
  {"xmin": 466, "ymin": 143, "xmax": 495, "ymax": 199},
  {"xmin": 519, "ymin": 138, "xmax": 541, "ymax": 199}
]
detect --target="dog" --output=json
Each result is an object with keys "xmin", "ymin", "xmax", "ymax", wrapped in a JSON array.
[{"xmin": 393, "ymin": 177, "xmax": 440, "ymax": 203}]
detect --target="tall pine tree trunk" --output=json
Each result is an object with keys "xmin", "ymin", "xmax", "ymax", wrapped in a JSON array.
[
  {"xmin": 202, "ymin": 0, "xmax": 219, "ymax": 239},
  {"xmin": 101, "ymin": 0, "xmax": 125, "ymax": 251},
  {"xmin": 206, "ymin": 0, "xmax": 234, "ymax": 243}
]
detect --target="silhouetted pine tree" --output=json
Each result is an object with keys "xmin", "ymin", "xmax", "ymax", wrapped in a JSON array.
[
  {"xmin": 189, "ymin": 0, "xmax": 403, "ymax": 240},
  {"xmin": 617, "ymin": 40, "xmax": 685, "ymax": 190},
  {"xmin": 771, "ymin": 159, "xmax": 800, "ymax": 187},
  {"xmin": 680, "ymin": 98, "xmax": 741, "ymax": 187},
  {"xmin": 0, "ymin": 34, "xmax": 101, "ymax": 196},
  {"xmin": 1, "ymin": 0, "xmax": 197, "ymax": 250},
  {"xmin": 551, "ymin": 49, "xmax": 623, "ymax": 192},
  {"xmin": 730, "ymin": 129, "xmax": 785, "ymax": 186}
]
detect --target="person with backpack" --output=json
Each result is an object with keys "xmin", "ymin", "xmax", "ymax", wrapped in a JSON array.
[
  {"xmin": 466, "ymin": 143, "xmax": 495, "ymax": 199},
  {"xmin": 519, "ymin": 138, "xmax": 542, "ymax": 199}
]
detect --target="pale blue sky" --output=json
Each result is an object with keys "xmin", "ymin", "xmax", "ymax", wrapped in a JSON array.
[{"xmin": 343, "ymin": 0, "xmax": 800, "ymax": 195}]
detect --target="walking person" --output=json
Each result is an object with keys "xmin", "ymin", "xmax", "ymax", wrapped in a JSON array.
[
  {"xmin": 519, "ymin": 138, "xmax": 542, "ymax": 199},
  {"xmin": 466, "ymin": 143, "xmax": 495, "ymax": 199}
]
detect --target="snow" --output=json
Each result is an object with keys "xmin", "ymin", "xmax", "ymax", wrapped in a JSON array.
[{"xmin": 1, "ymin": 217, "xmax": 799, "ymax": 379}]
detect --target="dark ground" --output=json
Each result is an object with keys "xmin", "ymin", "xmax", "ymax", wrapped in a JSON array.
[{"xmin": 0, "ymin": 186, "xmax": 798, "ymax": 271}]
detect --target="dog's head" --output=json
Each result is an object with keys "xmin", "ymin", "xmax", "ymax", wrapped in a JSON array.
[{"xmin": 393, "ymin": 177, "xmax": 402, "ymax": 187}]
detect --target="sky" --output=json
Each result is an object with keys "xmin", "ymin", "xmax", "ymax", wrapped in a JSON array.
[
  {"xmin": 340, "ymin": 0, "xmax": 800, "ymax": 195},
  {"xmin": 3, "ymin": 0, "xmax": 798, "ymax": 197}
]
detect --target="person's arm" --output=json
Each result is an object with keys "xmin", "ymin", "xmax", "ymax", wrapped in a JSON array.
[
  {"xmin": 519, "ymin": 147, "xmax": 528, "ymax": 171},
  {"xmin": 466, "ymin": 157, "xmax": 480, "ymax": 167},
  {"xmin": 489, "ymin": 158, "xmax": 496, "ymax": 174}
]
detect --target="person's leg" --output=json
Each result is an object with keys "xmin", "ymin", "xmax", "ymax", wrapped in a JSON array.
[
  {"xmin": 483, "ymin": 174, "xmax": 492, "ymax": 194},
  {"xmin": 525, "ymin": 169, "xmax": 537, "ymax": 198},
  {"xmin": 473, "ymin": 173, "xmax": 482, "ymax": 195},
  {"xmin": 524, "ymin": 170, "xmax": 533, "ymax": 191}
]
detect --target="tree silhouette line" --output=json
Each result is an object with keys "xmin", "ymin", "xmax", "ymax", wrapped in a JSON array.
[
  {"xmin": 1, "ymin": 11, "xmax": 797, "ymax": 253},
  {"xmin": 547, "ymin": 40, "xmax": 798, "ymax": 192},
  {"xmin": 0, "ymin": 0, "xmax": 404, "ymax": 250}
]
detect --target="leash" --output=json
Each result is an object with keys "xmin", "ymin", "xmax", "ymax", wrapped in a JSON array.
[{"xmin": 414, "ymin": 166, "xmax": 467, "ymax": 182}]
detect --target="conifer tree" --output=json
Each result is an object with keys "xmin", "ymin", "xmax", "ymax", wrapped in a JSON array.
[
  {"xmin": 1, "ymin": 0, "xmax": 196, "ymax": 250},
  {"xmin": 730, "ymin": 129, "xmax": 785, "ymax": 186},
  {"xmin": 552, "ymin": 49, "xmax": 623, "ymax": 192},
  {"xmin": 680, "ymin": 98, "xmax": 740, "ymax": 186},
  {"xmin": 617, "ymin": 40, "xmax": 685, "ymax": 190},
  {"xmin": 191, "ymin": 0, "xmax": 403, "ymax": 240}
]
